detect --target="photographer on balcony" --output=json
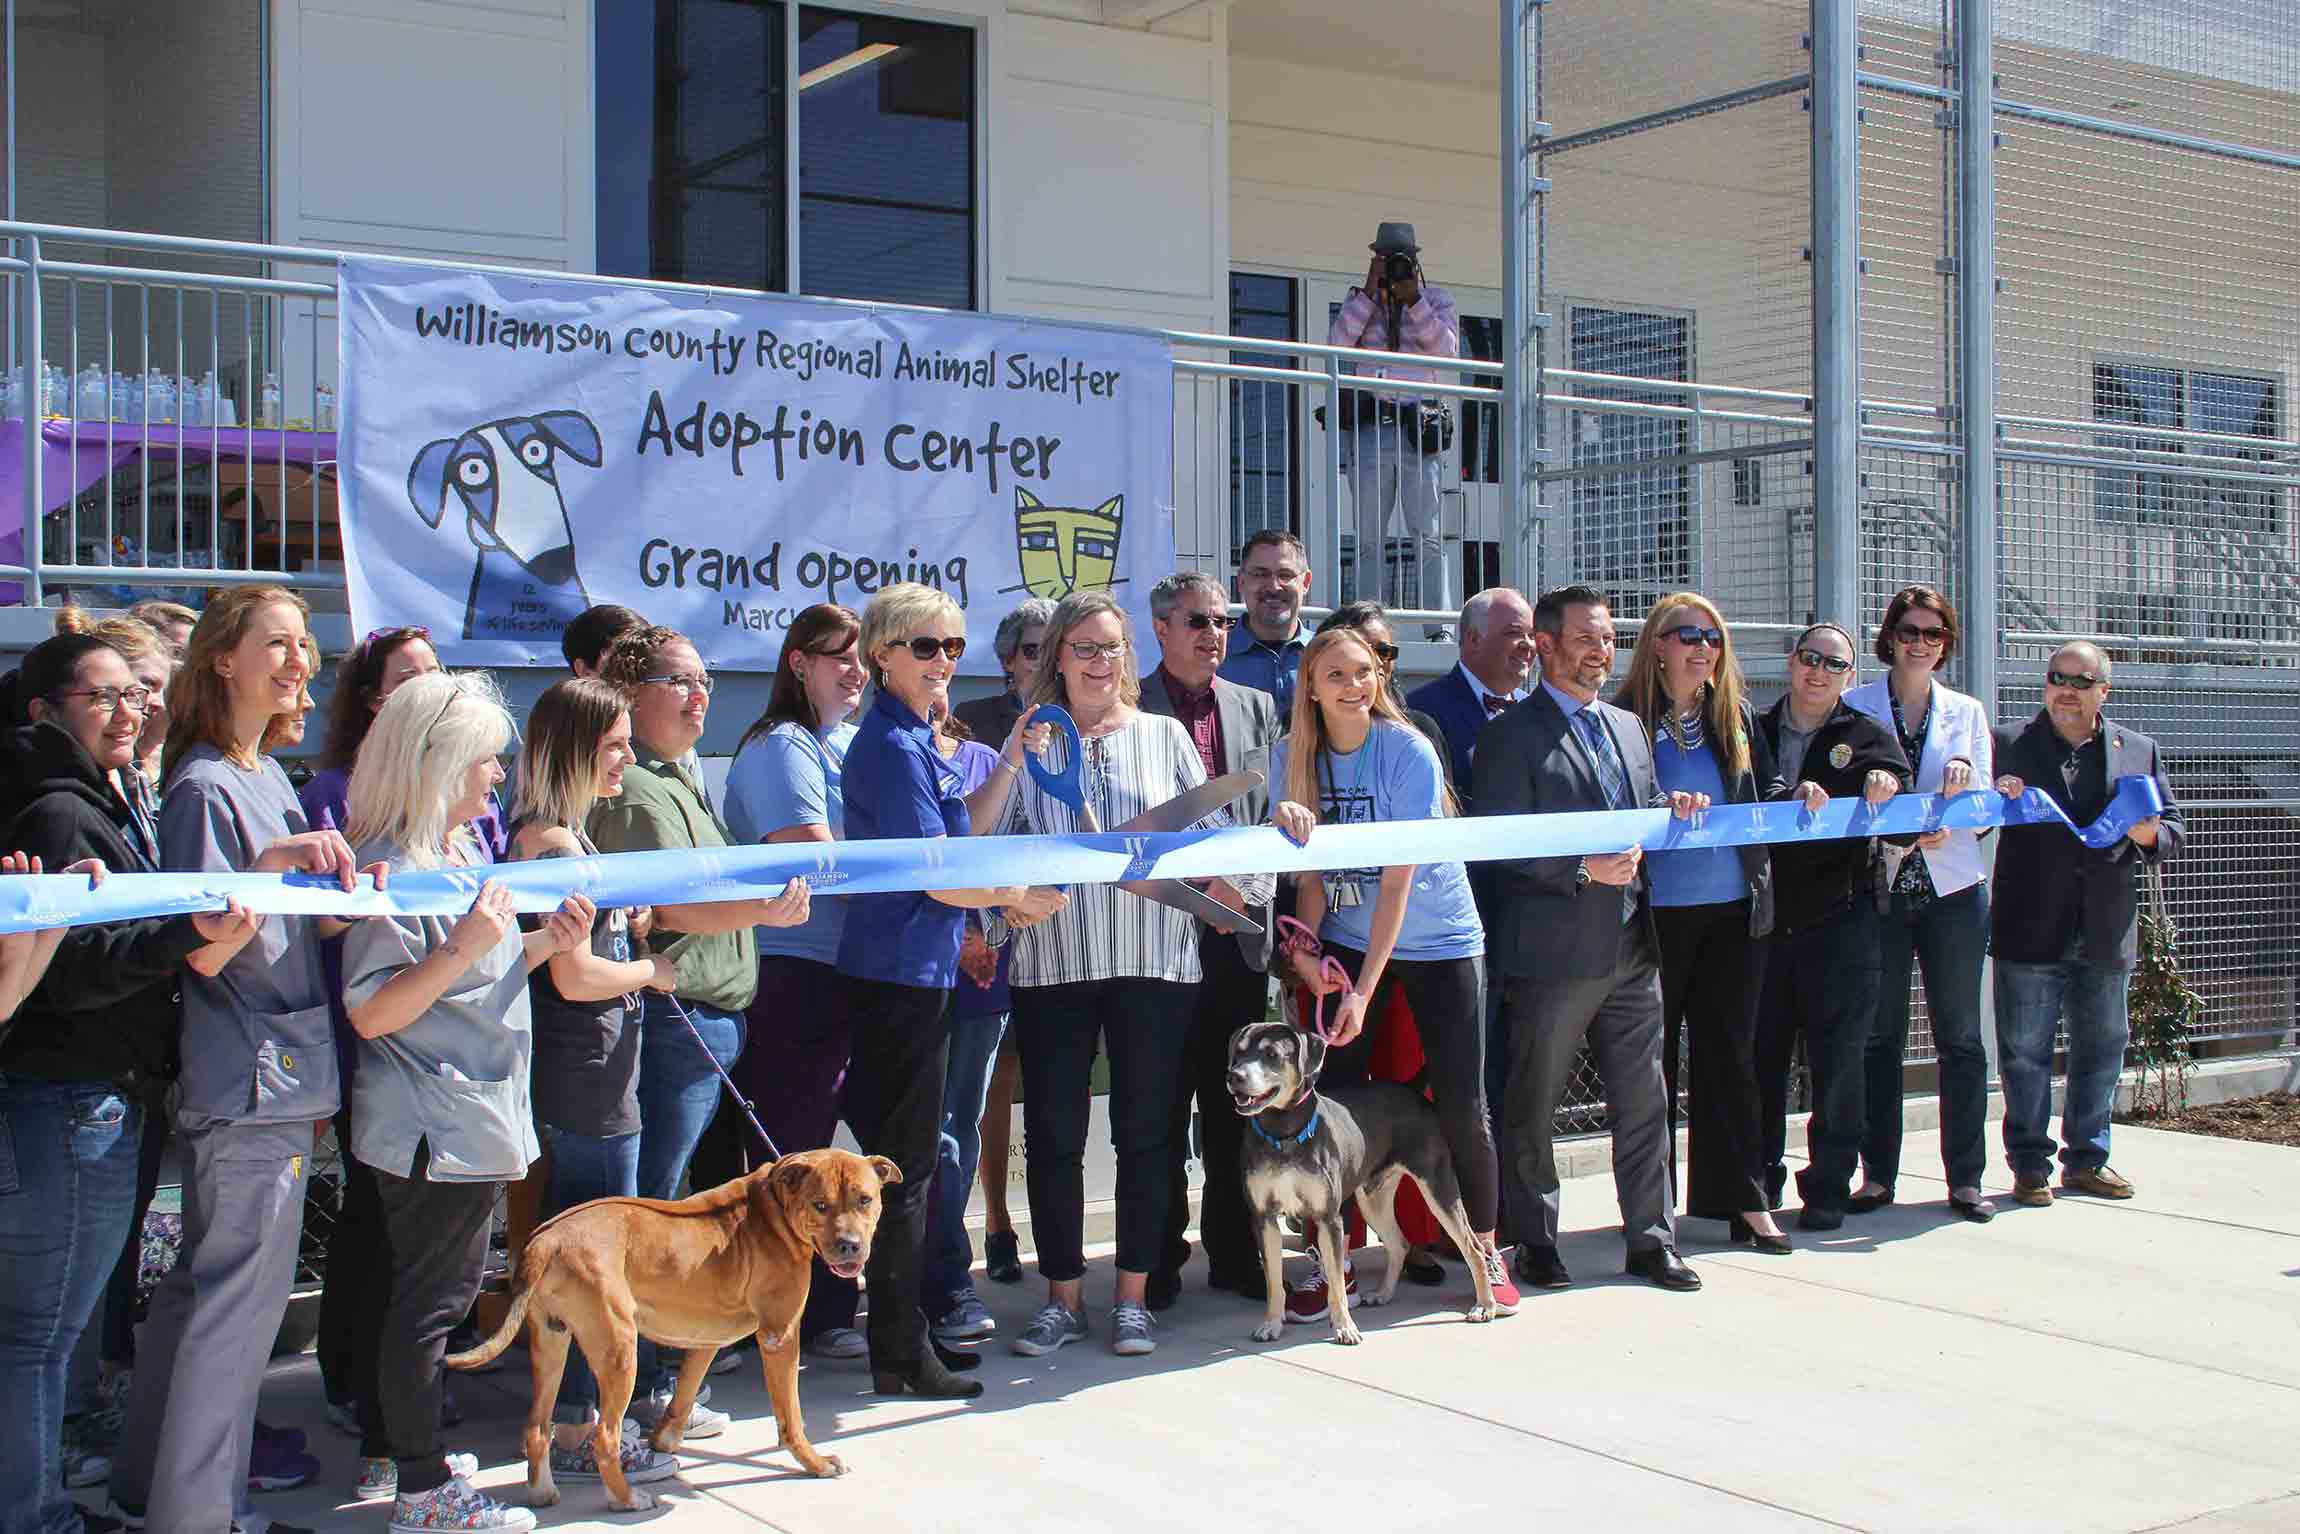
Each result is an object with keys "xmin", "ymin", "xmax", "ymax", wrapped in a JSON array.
[{"xmin": 1328, "ymin": 221, "xmax": 1462, "ymax": 640}]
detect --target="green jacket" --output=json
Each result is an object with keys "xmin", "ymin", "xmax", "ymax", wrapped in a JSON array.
[{"xmin": 588, "ymin": 750, "xmax": 758, "ymax": 1012}]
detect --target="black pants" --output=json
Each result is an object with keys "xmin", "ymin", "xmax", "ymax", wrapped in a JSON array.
[
  {"xmin": 368, "ymin": 1148, "xmax": 497, "ymax": 1496},
  {"xmin": 838, "ymin": 977, "xmax": 951, "ymax": 1373},
  {"xmin": 1656, "ymin": 900, "xmax": 1769, "ymax": 1220},
  {"xmin": 1012, "ymin": 978, "xmax": 1194, "ymax": 1281},
  {"xmin": 1756, "ymin": 903, "xmax": 1882, "ymax": 1213},
  {"xmin": 1322, "ymin": 948, "xmax": 1497, "ymax": 1232},
  {"xmin": 318, "ymin": 1105, "xmax": 389, "ymax": 1413},
  {"xmin": 1161, "ymin": 935, "xmax": 1267, "ymax": 1284}
]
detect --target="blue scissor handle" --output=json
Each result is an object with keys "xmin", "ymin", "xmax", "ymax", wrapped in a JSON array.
[{"xmin": 1025, "ymin": 703, "xmax": 1089, "ymax": 818}]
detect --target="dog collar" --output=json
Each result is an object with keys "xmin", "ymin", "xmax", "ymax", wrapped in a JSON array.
[{"xmin": 1248, "ymin": 1093, "xmax": 1320, "ymax": 1148}]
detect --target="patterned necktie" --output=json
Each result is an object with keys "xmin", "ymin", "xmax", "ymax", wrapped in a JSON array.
[
  {"xmin": 1572, "ymin": 706, "xmax": 1632, "ymax": 811},
  {"xmin": 1483, "ymin": 692, "xmax": 1511, "ymax": 717}
]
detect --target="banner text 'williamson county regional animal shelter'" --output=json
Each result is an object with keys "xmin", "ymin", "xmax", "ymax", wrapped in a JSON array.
[{"xmin": 336, "ymin": 258, "xmax": 1176, "ymax": 670}]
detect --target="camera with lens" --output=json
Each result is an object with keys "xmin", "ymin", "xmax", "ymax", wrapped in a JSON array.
[{"xmin": 1382, "ymin": 252, "xmax": 1418, "ymax": 285}]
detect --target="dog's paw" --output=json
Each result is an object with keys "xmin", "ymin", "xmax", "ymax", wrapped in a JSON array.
[
  {"xmin": 1331, "ymin": 1321, "xmax": 1362, "ymax": 1346},
  {"xmin": 529, "ymin": 1485, "xmax": 561, "ymax": 1509},
  {"xmin": 1251, "ymin": 1318, "xmax": 1283, "ymax": 1343},
  {"xmin": 1465, "ymin": 1304, "xmax": 1495, "ymax": 1324},
  {"xmin": 611, "ymin": 1486, "xmax": 659, "ymax": 1514},
  {"xmin": 806, "ymin": 1454, "xmax": 848, "ymax": 1479},
  {"xmin": 1361, "ymin": 1288, "xmax": 1394, "ymax": 1309}
]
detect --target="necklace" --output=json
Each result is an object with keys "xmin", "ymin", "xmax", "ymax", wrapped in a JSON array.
[{"xmin": 1660, "ymin": 690, "xmax": 1708, "ymax": 754}]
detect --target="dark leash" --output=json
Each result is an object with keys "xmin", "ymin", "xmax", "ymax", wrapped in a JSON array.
[{"xmin": 662, "ymin": 992, "xmax": 783, "ymax": 1162}]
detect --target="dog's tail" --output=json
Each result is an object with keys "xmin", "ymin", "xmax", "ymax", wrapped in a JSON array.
[{"xmin": 444, "ymin": 1268, "xmax": 535, "ymax": 1372}]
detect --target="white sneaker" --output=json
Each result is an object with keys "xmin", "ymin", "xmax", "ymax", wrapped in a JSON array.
[
  {"xmin": 630, "ymin": 1387, "xmax": 728, "ymax": 1440},
  {"xmin": 549, "ymin": 1421, "xmax": 681, "ymax": 1485},
  {"xmin": 388, "ymin": 1472, "xmax": 537, "ymax": 1534}
]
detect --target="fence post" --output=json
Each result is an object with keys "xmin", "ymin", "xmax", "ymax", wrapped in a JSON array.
[
  {"xmin": 1956, "ymin": 0, "xmax": 1999, "ymax": 715},
  {"xmin": 1810, "ymin": 0, "xmax": 1861, "ymax": 627},
  {"xmin": 1501, "ymin": 0, "xmax": 1531, "ymax": 597},
  {"xmin": 1322, "ymin": 353, "xmax": 1345, "ymax": 605},
  {"xmin": 18, "ymin": 231, "xmax": 38, "ymax": 608}
]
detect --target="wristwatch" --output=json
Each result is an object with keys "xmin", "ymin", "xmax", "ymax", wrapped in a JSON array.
[{"xmin": 1574, "ymin": 857, "xmax": 1592, "ymax": 891}]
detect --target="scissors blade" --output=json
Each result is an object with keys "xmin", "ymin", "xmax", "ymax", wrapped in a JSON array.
[
  {"xmin": 1111, "ymin": 771, "xmax": 1263, "ymax": 836},
  {"xmin": 1117, "ymin": 877, "xmax": 1265, "ymax": 938}
]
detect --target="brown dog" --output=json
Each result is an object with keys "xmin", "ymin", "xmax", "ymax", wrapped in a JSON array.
[{"xmin": 446, "ymin": 1147, "xmax": 899, "ymax": 1511}]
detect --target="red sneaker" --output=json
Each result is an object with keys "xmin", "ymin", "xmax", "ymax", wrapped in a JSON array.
[
  {"xmin": 1481, "ymin": 1246, "xmax": 1521, "ymax": 1317},
  {"xmin": 1282, "ymin": 1253, "xmax": 1356, "ymax": 1324}
]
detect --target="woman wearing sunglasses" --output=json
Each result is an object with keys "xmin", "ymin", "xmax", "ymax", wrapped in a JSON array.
[
  {"xmin": 590, "ymin": 625, "xmax": 811, "ymax": 1435},
  {"xmin": 1754, "ymin": 621, "xmax": 1913, "ymax": 1230},
  {"xmin": 976, "ymin": 590, "xmax": 1265, "ymax": 1362},
  {"xmin": 837, "ymin": 584, "xmax": 1063, "ymax": 1397},
  {"xmin": 1615, "ymin": 595, "xmax": 1788, "ymax": 1253},
  {"xmin": 1843, "ymin": 586, "xmax": 1996, "ymax": 1222}
]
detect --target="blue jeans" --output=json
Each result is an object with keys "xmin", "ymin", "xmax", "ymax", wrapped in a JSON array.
[
  {"xmin": 923, "ymin": 1010, "xmax": 1007, "ymax": 1317},
  {"xmin": 635, "ymin": 997, "xmax": 744, "ymax": 1394},
  {"xmin": 1995, "ymin": 958, "xmax": 2130, "ymax": 1180},
  {"xmin": 539, "ymin": 1123, "xmax": 641, "ymax": 1422},
  {"xmin": 1865, "ymin": 882, "xmax": 1992, "ymax": 1191},
  {"xmin": 0, "ymin": 1079, "xmax": 141, "ymax": 1534},
  {"xmin": 1763, "ymin": 903, "xmax": 1882, "ymax": 1213}
]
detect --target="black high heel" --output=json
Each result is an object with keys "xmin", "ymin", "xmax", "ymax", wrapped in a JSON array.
[
  {"xmin": 873, "ymin": 1350, "xmax": 984, "ymax": 1399},
  {"xmin": 1728, "ymin": 1214, "xmax": 1793, "ymax": 1256},
  {"xmin": 930, "ymin": 1338, "xmax": 981, "ymax": 1372}
]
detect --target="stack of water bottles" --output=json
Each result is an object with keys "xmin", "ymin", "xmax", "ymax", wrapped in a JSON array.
[{"xmin": 0, "ymin": 364, "xmax": 264, "ymax": 427}]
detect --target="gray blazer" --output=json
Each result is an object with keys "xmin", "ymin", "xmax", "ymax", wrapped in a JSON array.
[
  {"xmin": 1471, "ymin": 687, "xmax": 1664, "ymax": 982},
  {"xmin": 1137, "ymin": 667, "xmax": 1281, "ymax": 972}
]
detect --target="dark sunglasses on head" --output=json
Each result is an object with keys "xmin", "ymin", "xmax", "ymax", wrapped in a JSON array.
[
  {"xmin": 1894, "ymin": 621, "xmax": 1947, "ymax": 646},
  {"xmin": 1183, "ymin": 612, "xmax": 1236, "ymax": 632},
  {"xmin": 1369, "ymin": 641, "xmax": 1401, "ymax": 664},
  {"xmin": 1795, "ymin": 648, "xmax": 1854, "ymax": 675},
  {"xmin": 1663, "ymin": 624, "xmax": 1724, "ymax": 649},
  {"xmin": 898, "ymin": 636, "xmax": 967, "ymax": 662},
  {"xmin": 2046, "ymin": 668, "xmax": 2103, "ymax": 691},
  {"xmin": 364, "ymin": 624, "xmax": 430, "ymax": 645}
]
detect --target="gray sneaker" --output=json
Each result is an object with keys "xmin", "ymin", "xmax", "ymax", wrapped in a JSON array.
[
  {"xmin": 1110, "ymin": 1301, "xmax": 1156, "ymax": 1357},
  {"xmin": 549, "ymin": 1422, "xmax": 681, "ymax": 1485},
  {"xmin": 931, "ymin": 1292, "xmax": 997, "ymax": 1341},
  {"xmin": 630, "ymin": 1386, "xmax": 728, "ymax": 1440},
  {"xmin": 1010, "ymin": 1301, "xmax": 1087, "ymax": 1357},
  {"xmin": 805, "ymin": 1326, "xmax": 869, "ymax": 1360}
]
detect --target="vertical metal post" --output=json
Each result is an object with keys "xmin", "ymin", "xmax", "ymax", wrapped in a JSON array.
[
  {"xmin": 783, "ymin": 3, "xmax": 802, "ymax": 295},
  {"xmin": 1810, "ymin": 0, "xmax": 1862, "ymax": 626},
  {"xmin": 19, "ymin": 232, "xmax": 40, "ymax": 606},
  {"xmin": 1500, "ymin": 0, "xmax": 1529, "ymax": 597},
  {"xmin": 1956, "ymin": 0, "xmax": 1999, "ymax": 713},
  {"xmin": 1321, "ymin": 354, "xmax": 1344, "ymax": 607}
]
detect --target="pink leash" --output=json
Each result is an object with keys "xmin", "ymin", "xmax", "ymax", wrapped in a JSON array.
[{"xmin": 1276, "ymin": 915, "xmax": 1354, "ymax": 1044}]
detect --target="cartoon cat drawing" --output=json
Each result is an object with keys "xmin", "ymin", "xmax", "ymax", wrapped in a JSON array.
[{"xmin": 1006, "ymin": 487, "xmax": 1125, "ymax": 599}]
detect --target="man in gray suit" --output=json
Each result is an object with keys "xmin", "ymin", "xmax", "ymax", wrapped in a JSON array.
[
  {"xmin": 1140, "ymin": 570, "xmax": 1281, "ymax": 1307},
  {"xmin": 1472, "ymin": 584, "xmax": 1704, "ymax": 1293}
]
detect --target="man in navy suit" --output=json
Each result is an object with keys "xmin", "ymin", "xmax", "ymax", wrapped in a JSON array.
[
  {"xmin": 1473, "ymin": 585, "xmax": 1705, "ymax": 1294},
  {"xmin": 1407, "ymin": 587, "xmax": 1537, "ymax": 806}
]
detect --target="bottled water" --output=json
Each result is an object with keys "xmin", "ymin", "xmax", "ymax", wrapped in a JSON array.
[
  {"xmin": 316, "ymin": 381, "xmax": 338, "ymax": 431},
  {"xmin": 258, "ymin": 371, "xmax": 282, "ymax": 428}
]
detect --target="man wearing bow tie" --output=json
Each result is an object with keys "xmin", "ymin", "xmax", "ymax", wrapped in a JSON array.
[{"xmin": 1408, "ymin": 587, "xmax": 1537, "ymax": 803}]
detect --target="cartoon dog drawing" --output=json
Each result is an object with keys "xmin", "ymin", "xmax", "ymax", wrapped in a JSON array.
[
  {"xmin": 1005, "ymin": 487, "xmax": 1125, "ymax": 600},
  {"xmin": 407, "ymin": 411, "xmax": 602, "ymax": 641}
]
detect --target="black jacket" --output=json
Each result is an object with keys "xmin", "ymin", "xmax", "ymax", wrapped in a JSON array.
[
  {"xmin": 1989, "ymin": 711, "xmax": 2182, "ymax": 971},
  {"xmin": 1758, "ymin": 697, "xmax": 1913, "ymax": 937},
  {"xmin": 0, "ymin": 721, "xmax": 204, "ymax": 1087}
]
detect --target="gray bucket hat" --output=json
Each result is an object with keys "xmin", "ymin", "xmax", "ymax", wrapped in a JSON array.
[{"xmin": 1370, "ymin": 221, "xmax": 1421, "ymax": 255}]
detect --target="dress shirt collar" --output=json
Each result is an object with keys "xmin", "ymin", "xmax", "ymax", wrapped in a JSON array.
[{"xmin": 1540, "ymin": 678, "xmax": 1596, "ymax": 719}]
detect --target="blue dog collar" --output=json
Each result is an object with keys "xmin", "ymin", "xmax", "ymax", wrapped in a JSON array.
[{"xmin": 1248, "ymin": 1094, "xmax": 1320, "ymax": 1149}]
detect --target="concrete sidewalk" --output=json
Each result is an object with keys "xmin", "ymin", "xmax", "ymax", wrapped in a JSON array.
[{"xmin": 115, "ymin": 1124, "xmax": 2300, "ymax": 1534}]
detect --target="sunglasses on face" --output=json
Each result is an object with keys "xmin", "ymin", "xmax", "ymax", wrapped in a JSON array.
[
  {"xmin": 1014, "ymin": 641, "xmax": 1042, "ymax": 661},
  {"xmin": 1368, "ymin": 642, "xmax": 1401, "ymax": 665},
  {"xmin": 1182, "ymin": 612, "xmax": 1236, "ymax": 632},
  {"xmin": 897, "ymin": 636, "xmax": 967, "ymax": 663},
  {"xmin": 1066, "ymin": 640, "xmax": 1128, "ymax": 663},
  {"xmin": 1663, "ymin": 625, "xmax": 1725, "ymax": 649},
  {"xmin": 1894, "ymin": 621, "xmax": 1947, "ymax": 647},
  {"xmin": 1795, "ymin": 648, "xmax": 1854, "ymax": 675},
  {"xmin": 2046, "ymin": 669, "xmax": 2103, "ymax": 692}
]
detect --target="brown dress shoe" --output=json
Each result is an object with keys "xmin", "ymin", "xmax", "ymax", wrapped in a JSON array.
[
  {"xmin": 2061, "ymin": 1165, "xmax": 2135, "ymax": 1199},
  {"xmin": 2011, "ymin": 1174, "xmax": 2054, "ymax": 1207}
]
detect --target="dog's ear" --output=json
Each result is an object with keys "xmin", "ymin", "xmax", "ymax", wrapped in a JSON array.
[
  {"xmin": 406, "ymin": 436, "xmax": 460, "ymax": 530},
  {"xmin": 1299, "ymin": 1029, "xmax": 1328, "ymax": 1088},
  {"xmin": 533, "ymin": 409, "xmax": 603, "ymax": 468},
  {"xmin": 865, "ymin": 1155, "xmax": 902, "ymax": 1188},
  {"xmin": 767, "ymin": 1155, "xmax": 817, "ymax": 1212}
]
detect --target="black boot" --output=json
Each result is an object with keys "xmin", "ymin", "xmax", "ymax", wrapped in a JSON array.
[{"xmin": 873, "ymin": 1348, "xmax": 984, "ymax": 1399}]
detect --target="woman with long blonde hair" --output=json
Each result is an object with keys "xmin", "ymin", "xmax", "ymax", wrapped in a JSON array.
[
  {"xmin": 1615, "ymin": 593, "xmax": 1787, "ymax": 1252},
  {"xmin": 1269, "ymin": 623, "xmax": 1514, "ymax": 1321}
]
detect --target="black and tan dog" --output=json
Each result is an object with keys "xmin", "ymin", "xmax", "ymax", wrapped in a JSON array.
[
  {"xmin": 446, "ymin": 1147, "xmax": 897, "ymax": 1511},
  {"xmin": 1228, "ymin": 1020, "xmax": 1497, "ymax": 1345}
]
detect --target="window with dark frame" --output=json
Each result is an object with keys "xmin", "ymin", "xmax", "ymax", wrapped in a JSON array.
[
  {"xmin": 1567, "ymin": 305, "xmax": 1693, "ymax": 614},
  {"xmin": 1228, "ymin": 272, "xmax": 1299, "ymax": 564}
]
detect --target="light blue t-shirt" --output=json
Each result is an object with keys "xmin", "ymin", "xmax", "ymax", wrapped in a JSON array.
[
  {"xmin": 1649, "ymin": 734, "xmax": 1746, "ymax": 907},
  {"xmin": 1270, "ymin": 718, "xmax": 1484, "ymax": 963},
  {"xmin": 723, "ymin": 719, "xmax": 859, "ymax": 965}
]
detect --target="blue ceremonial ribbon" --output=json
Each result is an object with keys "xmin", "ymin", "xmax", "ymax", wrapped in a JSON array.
[{"xmin": 0, "ymin": 776, "xmax": 2165, "ymax": 935}]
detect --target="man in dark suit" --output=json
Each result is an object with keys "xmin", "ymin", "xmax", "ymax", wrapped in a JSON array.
[
  {"xmin": 1140, "ymin": 570, "xmax": 1283, "ymax": 1306},
  {"xmin": 952, "ymin": 597, "xmax": 1057, "ymax": 748},
  {"xmin": 1472, "ymin": 584, "xmax": 1705, "ymax": 1293},
  {"xmin": 1407, "ymin": 586, "xmax": 1537, "ymax": 800},
  {"xmin": 1990, "ymin": 641, "xmax": 2182, "ymax": 1207}
]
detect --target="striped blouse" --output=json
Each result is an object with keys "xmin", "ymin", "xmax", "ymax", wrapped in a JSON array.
[{"xmin": 992, "ymin": 711, "xmax": 1276, "ymax": 988}]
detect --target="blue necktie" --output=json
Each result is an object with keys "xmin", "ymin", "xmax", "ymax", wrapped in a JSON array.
[{"xmin": 1572, "ymin": 706, "xmax": 1640, "ymax": 922}]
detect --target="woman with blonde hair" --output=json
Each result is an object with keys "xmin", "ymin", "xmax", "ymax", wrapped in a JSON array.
[
  {"xmin": 338, "ymin": 671, "xmax": 592, "ymax": 1529},
  {"xmin": 837, "ymin": 582, "xmax": 1063, "ymax": 1392},
  {"xmin": 980, "ymin": 589, "xmax": 1267, "ymax": 1360},
  {"xmin": 1268, "ymin": 623, "xmax": 1513, "ymax": 1321},
  {"xmin": 1615, "ymin": 593, "xmax": 1787, "ymax": 1252}
]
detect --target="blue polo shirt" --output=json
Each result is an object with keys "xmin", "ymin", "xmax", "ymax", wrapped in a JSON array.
[
  {"xmin": 836, "ymin": 691, "xmax": 969, "ymax": 990},
  {"xmin": 1219, "ymin": 628, "xmax": 1307, "ymax": 720}
]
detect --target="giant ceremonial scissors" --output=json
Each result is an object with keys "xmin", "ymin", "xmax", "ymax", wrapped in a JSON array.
[{"xmin": 1023, "ymin": 703, "xmax": 1266, "ymax": 938}]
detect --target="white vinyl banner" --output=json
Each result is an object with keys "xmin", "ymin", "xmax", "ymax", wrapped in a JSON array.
[{"xmin": 337, "ymin": 258, "xmax": 1175, "ymax": 671}]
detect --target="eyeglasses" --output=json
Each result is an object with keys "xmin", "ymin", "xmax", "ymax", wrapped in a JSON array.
[
  {"xmin": 364, "ymin": 624, "xmax": 431, "ymax": 645},
  {"xmin": 1066, "ymin": 640, "xmax": 1128, "ymax": 662},
  {"xmin": 2046, "ymin": 668, "xmax": 2103, "ymax": 692},
  {"xmin": 1795, "ymin": 648, "xmax": 1854, "ymax": 675},
  {"xmin": 1014, "ymin": 641, "xmax": 1042, "ymax": 661},
  {"xmin": 643, "ymin": 672, "xmax": 716, "ymax": 695},
  {"xmin": 1893, "ymin": 621, "xmax": 1947, "ymax": 647},
  {"xmin": 1182, "ymin": 612, "xmax": 1236, "ymax": 633},
  {"xmin": 1368, "ymin": 642, "xmax": 1401, "ymax": 665},
  {"xmin": 1663, "ymin": 625, "xmax": 1725, "ymax": 649},
  {"xmin": 55, "ymin": 685, "xmax": 152, "ymax": 715},
  {"xmin": 895, "ymin": 636, "xmax": 967, "ymax": 663}
]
